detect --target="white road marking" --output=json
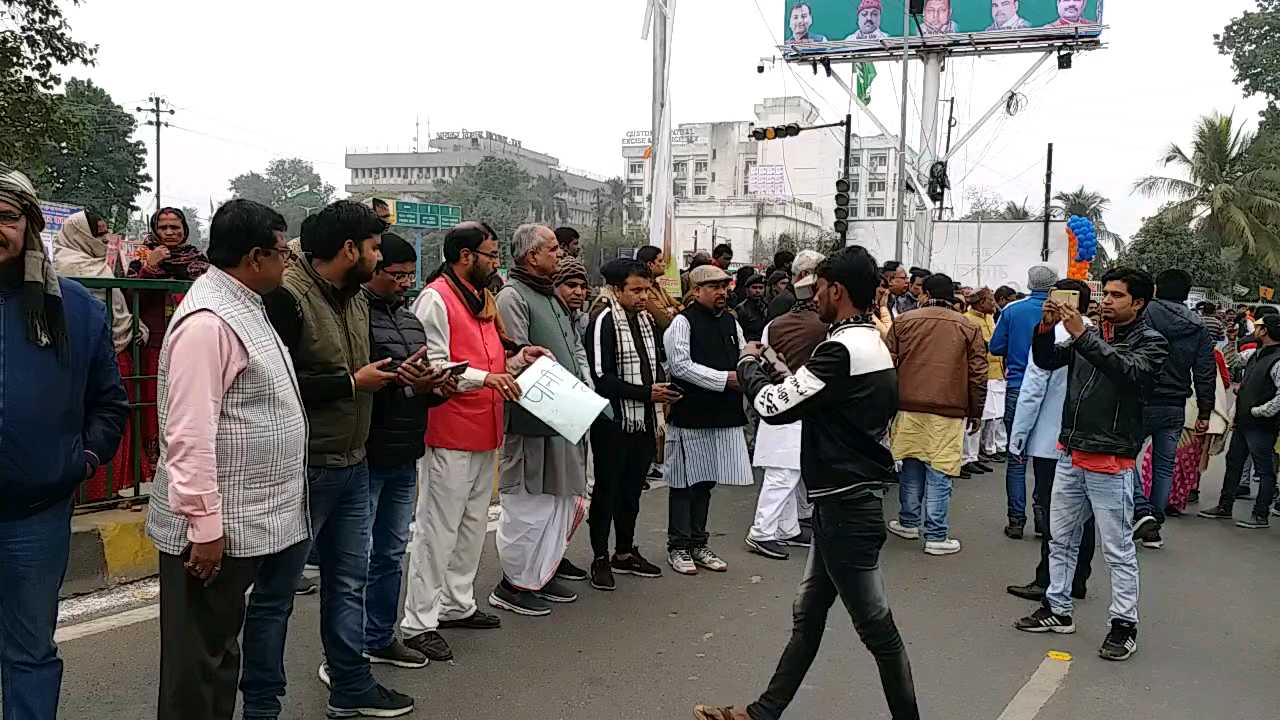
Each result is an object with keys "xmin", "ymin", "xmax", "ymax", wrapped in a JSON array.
[
  {"xmin": 55, "ymin": 605, "xmax": 160, "ymax": 643},
  {"xmin": 996, "ymin": 651, "xmax": 1072, "ymax": 720}
]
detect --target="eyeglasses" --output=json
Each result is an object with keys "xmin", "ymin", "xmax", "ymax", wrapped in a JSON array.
[
  {"xmin": 0, "ymin": 211, "xmax": 24, "ymax": 227},
  {"xmin": 260, "ymin": 246, "xmax": 295, "ymax": 261},
  {"xmin": 468, "ymin": 248, "xmax": 501, "ymax": 261},
  {"xmin": 384, "ymin": 270, "xmax": 416, "ymax": 283}
]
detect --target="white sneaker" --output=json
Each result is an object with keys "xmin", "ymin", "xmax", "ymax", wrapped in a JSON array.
[
  {"xmin": 924, "ymin": 538, "xmax": 961, "ymax": 555},
  {"xmin": 690, "ymin": 547, "xmax": 728, "ymax": 572},
  {"xmin": 668, "ymin": 549, "xmax": 697, "ymax": 575},
  {"xmin": 317, "ymin": 661, "xmax": 331, "ymax": 689},
  {"xmin": 888, "ymin": 520, "xmax": 920, "ymax": 540}
]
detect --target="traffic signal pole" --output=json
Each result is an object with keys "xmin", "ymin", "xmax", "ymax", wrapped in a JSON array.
[{"xmin": 841, "ymin": 113, "xmax": 851, "ymax": 247}]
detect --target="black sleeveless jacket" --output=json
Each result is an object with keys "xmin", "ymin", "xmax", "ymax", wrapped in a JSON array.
[{"xmin": 667, "ymin": 302, "xmax": 747, "ymax": 429}]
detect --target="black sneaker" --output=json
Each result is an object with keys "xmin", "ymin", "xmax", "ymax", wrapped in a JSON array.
[
  {"xmin": 364, "ymin": 639, "xmax": 428, "ymax": 669},
  {"xmin": 1006, "ymin": 582, "xmax": 1046, "ymax": 602},
  {"xmin": 1098, "ymin": 620, "xmax": 1138, "ymax": 661},
  {"xmin": 590, "ymin": 557, "xmax": 615, "ymax": 591},
  {"xmin": 404, "ymin": 630, "xmax": 453, "ymax": 662},
  {"xmin": 532, "ymin": 578, "xmax": 578, "ymax": 603},
  {"xmin": 438, "ymin": 610, "xmax": 501, "ymax": 630},
  {"xmin": 961, "ymin": 462, "xmax": 987, "ymax": 475},
  {"xmin": 647, "ymin": 464, "xmax": 664, "ymax": 481},
  {"xmin": 1003, "ymin": 522, "xmax": 1024, "ymax": 540},
  {"xmin": 745, "ymin": 537, "xmax": 789, "ymax": 560},
  {"xmin": 295, "ymin": 576, "xmax": 317, "ymax": 596},
  {"xmin": 779, "ymin": 527, "xmax": 813, "ymax": 547},
  {"xmin": 327, "ymin": 683, "xmax": 415, "ymax": 718},
  {"xmin": 555, "ymin": 558, "xmax": 589, "ymax": 582},
  {"xmin": 1187, "ymin": 489, "xmax": 1200, "ymax": 504},
  {"xmin": 488, "ymin": 580, "xmax": 552, "ymax": 616},
  {"xmin": 1140, "ymin": 528, "xmax": 1164, "ymax": 549},
  {"xmin": 1236, "ymin": 514, "xmax": 1270, "ymax": 529},
  {"xmin": 1164, "ymin": 506, "xmax": 1183, "ymax": 518},
  {"xmin": 1014, "ymin": 606, "xmax": 1075, "ymax": 634},
  {"xmin": 1197, "ymin": 506, "xmax": 1233, "ymax": 520},
  {"xmin": 1132, "ymin": 515, "xmax": 1159, "ymax": 542},
  {"xmin": 611, "ymin": 548, "xmax": 662, "ymax": 578}
]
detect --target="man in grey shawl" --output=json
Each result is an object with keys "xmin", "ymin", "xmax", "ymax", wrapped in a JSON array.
[{"xmin": 489, "ymin": 224, "xmax": 591, "ymax": 617}]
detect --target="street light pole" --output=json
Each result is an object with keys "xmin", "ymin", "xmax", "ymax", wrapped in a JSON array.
[{"xmin": 893, "ymin": 6, "xmax": 911, "ymax": 263}]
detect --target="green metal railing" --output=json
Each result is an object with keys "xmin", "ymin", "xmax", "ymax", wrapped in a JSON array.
[{"xmin": 70, "ymin": 277, "xmax": 193, "ymax": 510}]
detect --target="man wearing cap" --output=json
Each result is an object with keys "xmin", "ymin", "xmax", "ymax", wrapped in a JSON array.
[
  {"xmin": 848, "ymin": 0, "xmax": 889, "ymax": 39},
  {"xmin": 991, "ymin": 264, "xmax": 1059, "ymax": 540},
  {"xmin": 553, "ymin": 255, "xmax": 591, "ymax": 343},
  {"xmin": 663, "ymin": 264, "xmax": 754, "ymax": 576},
  {"xmin": 745, "ymin": 251, "xmax": 825, "ymax": 560},
  {"xmin": 735, "ymin": 274, "xmax": 769, "ymax": 343}
]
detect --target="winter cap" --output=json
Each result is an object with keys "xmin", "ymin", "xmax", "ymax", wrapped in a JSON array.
[
  {"xmin": 689, "ymin": 264, "xmax": 732, "ymax": 286},
  {"xmin": 1027, "ymin": 265, "xmax": 1059, "ymax": 292},
  {"xmin": 859, "ymin": 0, "xmax": 882, "ymax": 11},
  {"xmin": 553, "ymin": 256, "xmax": 588, "ymax": 286}
]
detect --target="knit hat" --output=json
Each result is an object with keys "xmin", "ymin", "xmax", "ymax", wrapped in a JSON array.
[
  {"xmin": 859, "ymin": 0, "xmax": 882, "ymax": 11},
  {"xmin": 553, "ymin": 256, "xmax": 587, "ymax": 286},
  {"xmin": 1027, "ymin": 265, "xmax": 1059, "ymax": 292}
]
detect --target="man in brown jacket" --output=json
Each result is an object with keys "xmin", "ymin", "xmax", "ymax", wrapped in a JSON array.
[{"xmin": 885, "ymin": 273, "xmax": 987, "ymax": 556}]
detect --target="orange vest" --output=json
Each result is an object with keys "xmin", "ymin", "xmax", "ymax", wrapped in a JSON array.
[{"xmin": 424, "ymin": 276, "xmax": 507, "ymax": 452}]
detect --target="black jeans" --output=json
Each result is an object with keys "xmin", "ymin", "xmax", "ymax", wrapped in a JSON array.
[
  {"xmin": 590, "ymin": 422, "xmax": 656, "ymax": 558},
  {"xmin": 747, "ymin": 493, "xmax": 919, "ymax": 720},
  {"xmin": 1031, "ymin": 457, "xmax": 1094, "ymax": 593},
  {"xmin": 668, "ymin": 481, "xmax": 714, "ymax": 551},
  {"xmin": 1217, "ymin": 426, "xmax": 1280, "ymax": 516}
]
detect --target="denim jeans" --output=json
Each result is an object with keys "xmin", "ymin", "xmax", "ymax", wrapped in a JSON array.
[
  {"xmin": 364, "ymin": 462, "xmax": 418, "ymax": 652},
  {"xmin": 1032, "ymin": 457, "xmax": 1093, "ymax": 593},
  {"xmin": 1216, "ymin": 426, "xmax": 1279, "ymax": 517},
  {"xmin": 897, "ymin": 458, "xmax": 952, "ymax": 542},
  {"xmin": 0, "ymin": 496, "xmax": 72, "ymax": 720},
  {"xmin": 1045, "ymin": 452, "xmax": 1139, "ymax": 624},
  {"xmin": 305, "ymin": 464, "xmax": 375, "ymax": 698},
  {"xmin": 1135, "ymin": 405, "xmax": 1184, "ymax": 524},
  {"xmin": 1004, "ymin": 385, "xmax": 1030, "ymax": 524},
  {"xmin": 746, "ymin": 493, "xmax": 918, "ymax": 720}
]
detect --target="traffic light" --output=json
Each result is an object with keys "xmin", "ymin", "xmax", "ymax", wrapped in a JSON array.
[
  {"xmin": 750, "ymin": 123, "xmax": 802, "ymax": 141},
  {"xmin": 834, "ymin": 177, "xmax": 851, "ymax": 235},
  {"xmin": 927, "ymin": 161, "xmax": 949, "ymax": 204}
]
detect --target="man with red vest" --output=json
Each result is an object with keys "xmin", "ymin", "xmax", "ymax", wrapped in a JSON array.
[{"xmin": 399, "ymin": 222, "xmax": 544, "ymax": 663}]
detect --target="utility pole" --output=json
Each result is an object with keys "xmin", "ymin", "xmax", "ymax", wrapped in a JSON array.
[
  {"xmin": 1041, "ymin": 142, "xmax": 1053, "ymax": 261},
  {"xmin": 137, "ymin": 95, "xmax": 175, "ymax": 208},
  {"xmin": 594, "ymin": 189, "xmax": 604, "ymax": 240},
  {"xmin": 841, "ymin": 113, "xmax": 852, "ymax": 247},
  {"xmin": 936, "ymin": 97, "xmax": 955, "ymax": 222},
  {"xmin": 414, "ymin": 114, "xmax": 420, "ymax": 153},
  {"xmin": 893, "ymin": 6, "xmax": 912, "ymax": 263}
]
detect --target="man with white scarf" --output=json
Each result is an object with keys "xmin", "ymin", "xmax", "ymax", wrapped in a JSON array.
[
  {"xmin": 583, "ymin": 258, "xmax": 679, "ymax": 590},
  {"xmin": 490, "ymin": 224, "xmax": 591, "ymax": 616},
  {"xmin": 745, "ymin": 251, "xmax": 825, "ymax": 560}
]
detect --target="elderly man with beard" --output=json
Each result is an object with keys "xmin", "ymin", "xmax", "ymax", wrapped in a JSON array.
[
  {"xmin": 263, "ymin": 200, "xmax": 416, "ymax": 718},
  {"xmin": 0, "ymin": 167, "xmax": 128, "ymax": 720},
  {"xmin": 490, "ymin": 224, "xmax": 592, "ymax": 617}
]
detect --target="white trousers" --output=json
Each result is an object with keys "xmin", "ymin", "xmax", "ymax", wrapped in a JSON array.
[
  {"xmin": 982, "ymin": 419, "xmax": 1007, "ymax": 454},
  {"xmin": 963, "ymin": 426, "xmax": 981, "ymax": 464},
  {"xmin": 400, "ymin": 447, "xmax": 496, "ymax": 635},
  {"xmin": 748, "ymin": 468, "xmax": 805, "ymax": 542},
  {"xmin": 497, "ymin": 488, "xmax": 585, "ymax": 590}
]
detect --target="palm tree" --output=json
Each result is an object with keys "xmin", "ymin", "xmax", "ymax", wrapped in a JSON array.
[
  {"xmin": 1054, "ymin": 186, "xmax": 1125, "ymax": 255},
  {"xmin": 1133, "ymin": 111, "xmax": 1280, "ymax": 266},
  {"xmin": 999, "ymin": 199, "xmax": 1033, "ymax": 220},
  {"xmin": 606, "ymin": 177, "xmax": 629, "ymax": 230},
  {"xmin": 531, "ymin": 172, "xmax": 569, "ymax": 224}
]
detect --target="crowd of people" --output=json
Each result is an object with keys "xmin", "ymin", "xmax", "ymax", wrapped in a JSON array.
[{"xmin": 3, "ymin": 157, "xmax": 1278, "ymax": 719}]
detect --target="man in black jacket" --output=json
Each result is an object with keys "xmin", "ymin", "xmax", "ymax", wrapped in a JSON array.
[
  {"xmin": 695, "ymin": 246, "xmax": 918, "ymax": 720},
  {"xmin": 361, "ymin": 234, "xmax": 454, "ymax": 668},
  {"xmin": 1131, "ymin": 268, "xmax": 1215, "ymax": 548},
  {"xmin": 735, "ymin": 274, "xmax": 769, "ymax": 342},
  {"xmin": 1014, "ymin": 267, "xmax": 1167, "ymax": 663}
]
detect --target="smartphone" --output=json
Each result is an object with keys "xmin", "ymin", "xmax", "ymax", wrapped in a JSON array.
[
  {"xmin": 761, "ymin": 345, "xmax": 783, "ymax": 367},
  {"xmin": 383, "ymin": 359, "xmax": 402, "ymax": 373},
  {"xmin": 1049, "ymin": 289, "xmax": 1080, "ymax": 310},
  {"xmin": 440, "ymin": 360, "xmax": 470, "ymax": 375}
]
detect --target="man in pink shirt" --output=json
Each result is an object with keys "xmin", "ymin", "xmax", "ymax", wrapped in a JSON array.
[{"xmin": 146, "ymin": 199, "xmax": 312, "ymax": 720}]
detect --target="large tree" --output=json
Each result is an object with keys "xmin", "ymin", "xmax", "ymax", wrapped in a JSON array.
[
  {"xmin": 1216, "ymin": 1, "xmax": 1280, "ymax": 116},
  {"xmin": 228, "ymin": 158, "xmax": 335, "ymax": 235},
  {"xmin": 1, "ymin": 0, "xmax": 97, "ymax": 172},
  {"xmin": 530, "ymin": 171, "xmax": 568, "ymax": 225},
  {"xmin": 35, "ymin": 78, "xmax": 149, "ymax": 229},
  {"xmin": 1113, "ymin": 212, "xmax": 1233, "ymax": 293},
  {"xmin": 1132, "ymin": 112, "xmax": 1280, "ymax": 267},
  {"xmin": 434, "ymin": 157, "xmax": 532, "ymax": 249}
]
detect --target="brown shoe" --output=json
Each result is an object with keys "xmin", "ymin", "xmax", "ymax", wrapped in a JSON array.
[{"xmin": 693, "ymin": 705, "xmax": 749, "ymax": 720}]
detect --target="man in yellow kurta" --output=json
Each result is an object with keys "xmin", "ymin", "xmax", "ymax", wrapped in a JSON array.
[{"xmin": 963, "ymin": 288, "xmax": 1007, "ymax": 473}]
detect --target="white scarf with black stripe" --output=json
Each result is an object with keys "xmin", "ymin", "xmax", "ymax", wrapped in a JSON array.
[{"xmin": 599, "ymin": 287, "xmax": 664, "ymax": 433}]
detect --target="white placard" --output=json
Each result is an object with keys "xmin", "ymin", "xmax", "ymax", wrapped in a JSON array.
[{"xmin": 515, "ymin": 356, "xmax": 608, "ymax": 444}]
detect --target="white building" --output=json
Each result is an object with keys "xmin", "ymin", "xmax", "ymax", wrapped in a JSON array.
[
  {"xmin": 346, "ymin": 130, "xmax": 608, "ymax": 229},
  {"xmin": 620, "ymin": 96, "xmax": 917, "ymax": 264}
]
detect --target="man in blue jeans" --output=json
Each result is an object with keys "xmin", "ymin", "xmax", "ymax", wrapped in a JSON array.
[
  {"xmin": 1131, "ymin": 269, "xmax": 1215, "ymax": 549},
  {"xmin": 263, "ymin": 200, "xmax": 415, "ymax": 717},
  {"xmin": 0, "ymin": 167, "xmax": 128, "ymax": 720},
  {"xmin": 991, "ymin": 265, "xmax": 1058, "ymax": 539}
]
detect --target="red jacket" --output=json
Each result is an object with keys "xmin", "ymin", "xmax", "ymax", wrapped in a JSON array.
[{"xmin": 424, "ymin": 276, "xmax": 507, "ymax": 452}]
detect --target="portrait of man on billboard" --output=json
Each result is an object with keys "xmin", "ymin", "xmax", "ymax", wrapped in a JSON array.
[
  {"xmin": 986, "ymin": 0, "xmax": 1031, "ymax": 30},
  {"xmin": 920, "ymin": 0, "xmax": 957, "ymax": 34},
  {"xmin": 847, "ymin": 0, "xmax": 888, "ymax": 40},
  {"xmin": 1044, "ymin": 0, "xmax": 1094, "ymax": 27},
  {"xmin": 788, "ymin": 2, "xmax": 828, "ymax": 43}
]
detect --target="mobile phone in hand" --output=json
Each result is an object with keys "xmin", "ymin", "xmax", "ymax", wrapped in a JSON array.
[{"xmin": 440, "ymin": 360, "xmax": 469, "ymax": 375}]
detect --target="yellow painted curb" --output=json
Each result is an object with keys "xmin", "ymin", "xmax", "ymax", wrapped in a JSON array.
[{"xmin": 99, "ymin": 520, "xmax": 158, "ymax": 581}]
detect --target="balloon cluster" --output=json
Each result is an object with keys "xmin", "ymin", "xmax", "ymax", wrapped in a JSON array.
[{"xmin": 1068, "ymin": 215, "xmax": 1098, "ymax": 262}]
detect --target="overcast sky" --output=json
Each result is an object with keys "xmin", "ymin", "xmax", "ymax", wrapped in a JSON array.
[{"xmin": 65, "ymin": 0, "xmax": 1265, "ymax": 240}]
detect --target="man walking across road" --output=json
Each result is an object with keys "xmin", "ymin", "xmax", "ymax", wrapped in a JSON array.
[
  {"xmin": 695, "ymin": 246, "xmax": 918, "ymax": 720},
  {"xmin": 885, "ymin": 274, "xmax": 987, "ymax": 556},
  {"xmin": 583, "ymin": 258, "xmax": 675, "ymax": 590},
  {"xmin": 400, "ymin": 222, "xmax": 541, "ymax": 662},
  {"xmin": 1014, "ymin": 268, "xmax": 1167, "ymax": 662},
  {"xmin": 263, "ymin": 199, "xmax": 415, "ymax": 717},
  {"xmin": 491, "ymin": 224, "xmax": 591, "ymax": 616},
  {"xmin": 663, "ymin": 264, "xmax": 754, "ymax": 576},
  {"xmin": 991, "ymin": 264, "xmax": 1058, "ymax": 539}
]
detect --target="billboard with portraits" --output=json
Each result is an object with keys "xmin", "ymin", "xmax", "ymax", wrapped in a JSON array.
[{"xmin": 784, "ymin": 0, "xmax": 1103, "ymax": 56}]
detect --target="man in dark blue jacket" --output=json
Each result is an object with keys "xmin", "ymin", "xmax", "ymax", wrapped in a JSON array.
[
  {"xmin": 991, "ymin": 264, "xmax": 1058, "ymax": 539},
  {"xmin": 0, "ymin": 167, "xmax": 128, "ymax": 719}
]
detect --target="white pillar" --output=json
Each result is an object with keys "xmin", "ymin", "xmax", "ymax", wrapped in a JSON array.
[{"xmin": 916, "ymin": 52, "xmax": 943, "ymax": 269}]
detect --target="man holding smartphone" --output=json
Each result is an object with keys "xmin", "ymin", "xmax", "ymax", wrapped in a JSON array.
[{"xmin": 583, "ymin": 259, "xmax": 676, "ymax": 590}]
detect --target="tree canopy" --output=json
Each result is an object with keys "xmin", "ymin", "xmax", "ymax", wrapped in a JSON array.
[
  {"xmin": 1113, "ymin": 211, "xmax": 1233, "ymax": 293},
  {"xmin": 433, "ymin": 157, "xmax": 533, "ymax": 251},
  {"xmin": 228, "ymin": 158, "xmax": 335, "ymax": 235}
]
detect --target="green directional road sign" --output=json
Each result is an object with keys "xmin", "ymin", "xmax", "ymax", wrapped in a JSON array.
[{"xmin": 393, "ymin": 201, "xmax": 462, "ymax": 229}]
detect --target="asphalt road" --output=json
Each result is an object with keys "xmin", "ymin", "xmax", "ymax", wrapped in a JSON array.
[{"xmin": 48, "ymin": 456, "xmax": 1280, "ymax": 720}]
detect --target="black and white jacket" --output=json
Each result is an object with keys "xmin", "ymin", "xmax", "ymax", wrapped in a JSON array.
[{"xmin": 739, "ymin": 318, "xmax": 898, "ymax": 501}]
